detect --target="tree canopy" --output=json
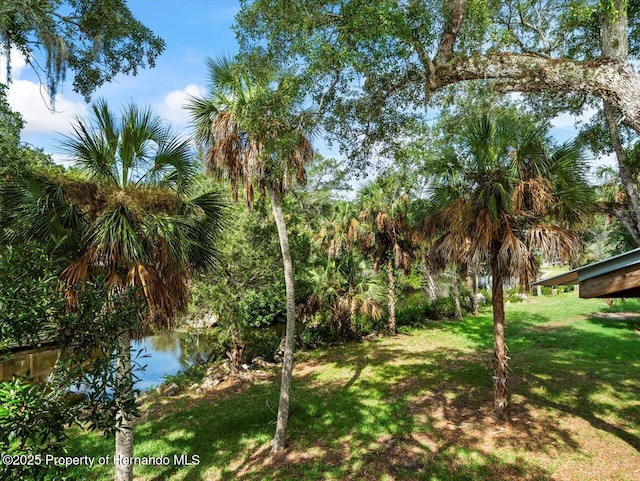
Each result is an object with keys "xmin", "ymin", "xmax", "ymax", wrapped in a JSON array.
[
  {"xmin": 236, "ymin": 0, "xmax": 640, "ymax": 163},
  {"xmin": 0, "ymin": 0, "xmax": 164, "ymax": 101}
]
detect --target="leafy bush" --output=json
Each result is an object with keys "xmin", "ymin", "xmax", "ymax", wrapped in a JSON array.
[
  {"xmin": 433, "ymin": 296, "xmax": 459, "ymax": 319},
  {"xmin": 505, "ymin": 287, "xmax": 527, "ymax": 303},
  {"xmin": 298, "ymin": 321, "xmax": 339, "ymax": 349},
  {"xmin": 479, "ymin": 288, "xmax": 492, "ymax": 306},
  {"xmin": 540, "ymin": 285, "xmax": 573, "ymax": 296},
  {"xmin": 0, "ymin": 379, "xmax": 69, "ymax": 481},
  {"xmin": 238, "ymin": 287, "xmax": 286, "ymax": 328},
  {"xmin": 396, "ymin": 302, "xmax": 436, "ymax": 326},
  {"xmin": 242, "ymin": 328, "xmax": 282, "ymax": 363}
]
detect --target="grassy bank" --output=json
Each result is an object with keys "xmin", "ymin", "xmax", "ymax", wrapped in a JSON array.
[{"xmin": 65, "ymin": 293, "xmax": 640, "ymax": 480}]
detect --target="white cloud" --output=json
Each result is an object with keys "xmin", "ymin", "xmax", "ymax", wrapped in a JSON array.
[
  {"xmin": 154, "ymin": 84, "xmax": 205, "ymax": 129},
  {"xmin": 7, "ymin": 79, "xmax": 88, "ymax": 134}
]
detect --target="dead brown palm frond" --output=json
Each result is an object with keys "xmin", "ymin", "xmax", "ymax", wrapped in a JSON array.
[
  {"xmin": 162, "ymin": 264, "xmax": 190, "ymax": 315},
  {"xmin": 430, "ymin": 229, "xmax": 470, "ymax": 270},
  {"xmin": 470, "ymin": 209, "xmax": 500, "ymax": 255},
  {"xmin": 347, "ymin": 218, "xmax": 360, "ymax": 241},
  {"xmin": 60, "ymin": 249, "xmax": 95, "ymax": 285},
  {"xmin": 360, "ymin": 230, "xmax": 375, "ymax": 250},
  {"xmin": 359, "ymin": 297, "xmax": 383, "ymax": 321},
  {"xmin": 497, "ymin": 227, "xmax": 532, "ymax": 278},
  {"xmin": 298, "ymin": 293, "xmax": 322, "ymax": 322},
  {"xmin": 526, "ymin": 224, "xmax": 581, "ymax": 263},
  {"xmin": 441, "ymin": 198, "xmax": 470, "ymax": 227},
  {"xmin": 397, "ymin": 249, "xmax": 412, "ymax": 271},
  {"xmin": 105, "ymin": 271, "xmax": 123, "ymax": 290},
  {"xmin": 292, "ymin": 137, "xmax": 312, "ymax": 185},
  {"xmin": 614, "ymin": 190, "xmax": 628, "ymax": 204},
  {"xmin": 417, "ymin": 212, "xmax": 440, "ymax": 241},
  {"xmin": 376, "ymin": 211, "xmax": 393, "ymax": 233},
  {"xmin": 512, "ymin": 177, "xmax": 554, "ymax": 215},
  {"xmin": 126, "ymin": 262, "xmax": 174, "ymax": 329}
]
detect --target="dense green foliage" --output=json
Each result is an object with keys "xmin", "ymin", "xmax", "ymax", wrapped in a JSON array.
[
  {"xmin": 0, "ymin": 0, "xmax": 164, "ymax": 100},
  {"xmin": 0, "ymin": 243, "xmax": 141, "ymax": 481},
  {"xmin": 234, "ymin": 0, "xmax": 640, "ymax": 162}
]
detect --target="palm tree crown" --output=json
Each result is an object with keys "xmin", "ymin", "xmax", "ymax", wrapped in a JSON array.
[
  {"xmin": 423, "ymin": 113, "xmax": 592, "ymax": 280},
  {"xmin": 6, "ymin": 99, "xmax": 226, "ymax": 327},
  {"xmin": 187, "ymin": 56, "xmax": 314, "ymax": 205}
]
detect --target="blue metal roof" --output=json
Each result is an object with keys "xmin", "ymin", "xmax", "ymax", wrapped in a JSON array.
[{"xmin": 534, "ymin": 247, "xmax": 640, "ymax": 286}]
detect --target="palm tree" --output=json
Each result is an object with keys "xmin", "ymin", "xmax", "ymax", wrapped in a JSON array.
[
  {"xmin": 3, "ymin": 100, "xmax": 226, "ymax": 481},
  {"xmin": 186, "ymin": 56, "xmax": 315, "ymax": 453},
  {"xmin": 419, "ymin": 113, "xmax": 593, "ymax": 419},
  {"xmin": 354, "ymin": 179, "xmax": 414, "ymax": 334},
  {"xmin": 306, "ymin": 248, "xmax": 384, "ymax": 340}
]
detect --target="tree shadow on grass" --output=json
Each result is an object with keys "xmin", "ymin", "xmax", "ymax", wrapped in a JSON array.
[
  {"xmin": 119, "ymin": 338, "xmax": 589, "ymax": 481},
  {"xmin": 218, "ymin": 341, "xmax": 570, "ymax": 480},
  {"xmin": 418, "ymin": 302, "xmax": 640, "ymax": 453},
  {"xmin": 67, "ymin": 307, "xmax": 639, "ymax": 480},
  {"xmin": 505, "ymin": 309, "xmax": 640, "ymax": 454},
  {"xmin": 587, "ymin": 312, "xmax": 640, "ymax": 331}
]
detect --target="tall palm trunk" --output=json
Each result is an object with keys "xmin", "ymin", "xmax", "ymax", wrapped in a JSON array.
[
  {"xmin": 115, "ymin": 329, "xmax": 134, "ymax": 481},
  {"xmin": 491, "ymin": 262, "xmax": 509, "ymax": 420},
  {"xmin": 386, "ymin": 258, "xmax": 396, "ymax": 335},
  {"xmin": 269, "ymin": 188, "xmax": 296, "ymax": 453}
]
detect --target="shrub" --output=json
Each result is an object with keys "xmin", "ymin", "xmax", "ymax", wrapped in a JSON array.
[
  {"xmin": 0, "ymin": 379, "xmax": 70, "ymax": 481},
  {"xmin": 433, "ymin": 296, "xmax": 458, "ymax": 319},
  {"xmin": 396, "ymin": 302, "xmax": 436, "ymax": 326},
  {"xmin": 298, "ymin": 322, "xmax": 338, "ymax": 349},
  {"xmin": 238, "ymin": 288, "xmax": 286, "ymax": 328},
  {"xmin": 505, "ymin": 287, "xmax": 527, "ymax": 303},
  {"xmin": 242, "ymin": 328, "xmax": 282, "ymax": 363}
]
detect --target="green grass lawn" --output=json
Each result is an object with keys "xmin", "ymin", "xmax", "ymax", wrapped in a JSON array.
[{"xmin": 64, "ymin": 293, "xmax": 640, "ymax": 480}]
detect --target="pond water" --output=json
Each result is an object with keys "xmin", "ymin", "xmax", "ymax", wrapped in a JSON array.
[{"xmin": 0, "ymin": 330, "xmax": 217, "ymax": 392}]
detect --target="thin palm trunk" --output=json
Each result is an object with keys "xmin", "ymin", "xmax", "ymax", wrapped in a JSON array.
[
  {"xmin": 114, "ymin": 329, "xmax": 134, "ymax": 481},
  {"xmin": 422, "ymin": 253, "xmax": 438, "ymax": 303},
  {"xmin": 467, "ymin": 274, "xmax": 478, "ymax": 316},
  {"xmin": 386, "ymin": 258, "xmax": 396, "ymax": 335},
  {"xmin": 425, "ymin": 270, "xmax": 437, "ymax": 303},
  {"xmin": 269, "ymin": 188, "xmax": 296, "ymax": 453},
  {"xmin": 491, "ymin": 263, "xmax": 509, "ymax": 420},
  {"xmin": 348, "ymin": 284, "xmax": 357, "ymax": 337},
  {"xmin": 451, "ymin": 273, "xmax": 463, "ymax": 320}
]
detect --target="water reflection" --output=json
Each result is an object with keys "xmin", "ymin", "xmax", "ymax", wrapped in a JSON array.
[{"xmin": 0, "ymin": 330, "xmax": 216, "ymax": 391}]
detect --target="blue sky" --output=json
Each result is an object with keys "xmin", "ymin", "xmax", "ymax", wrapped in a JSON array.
[{"xmin": 1, "ymin": 0, "xmax": 612, "ymax": 172}]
